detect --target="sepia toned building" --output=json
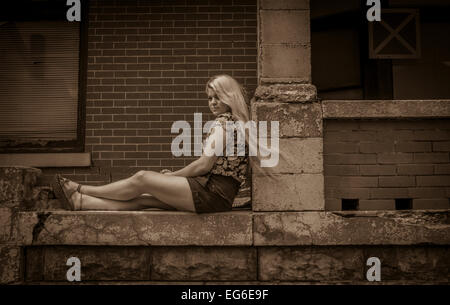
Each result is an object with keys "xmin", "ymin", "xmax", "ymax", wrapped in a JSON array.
[{"xmin": 0, "ymin": 0, "xmax": 448, "ymax": 284}]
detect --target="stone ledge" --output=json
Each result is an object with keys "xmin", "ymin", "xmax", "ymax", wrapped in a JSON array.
[
  {"xmin": 254, "ymin": 210, "xmax": 450, "ymax": 246},
  {"xmin": 0, "ymin": 166, "xmax": 41, "ymax": 207},
  {"xmin": 251, "ymin": 102, "xmax": 323, "ymax": 137},
  {"xmin": 253, "ymin": 84, "xmax": 317, "ymax": 103},
  {"xmin": 9, "ymin": 210, "xmax": 450, "ymax": 247},
  {"xmin": 14, "ymin": 211, "xmax": 253, "ymax": 246},
  {"xmin": 0, "ymin": 153, "xmax": 91, "ymax": 168},
  {"xmin": 322, "ymin": 100, "xmax": 450, "ymax": 119}
]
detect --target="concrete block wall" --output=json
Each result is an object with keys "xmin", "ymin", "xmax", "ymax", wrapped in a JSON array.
[
  {"xmin": 22, "ymin": 245, "xmax": 450, "ymax": 283},
  {"xmin": 252, "ymin": 0, "xmax": 324, "ymax": 212},
  {"xmin": 324, "ymin": 119, "xmax": 450, "ymax": 211},
  {"xmin": 251, "ymin": 89, "xmax": 324, "ymax": 211},
  {"xmin": 1, "ymin": 167, "xmax": 449, "ymax": 284},
  {"xmin": 258, "ymin": 0, "xmax": 311, "ymax": 83}
]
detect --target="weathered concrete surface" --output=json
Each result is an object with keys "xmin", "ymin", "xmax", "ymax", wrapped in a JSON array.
[
  {"xmin": 364, "ymin": 246, "xmax": 449, "ymax": 281},
  {"xmin": 24, "ymin": 246, "xmax": 256, "ymax": 282},
  {"xmin": 253, "ymin": 174, "xmax": 324, "ymax": 211},
  {"xmin": 253, "ymin": 138, "xmax": 323, "ymax": 175},
  {"xmin": 261, "ymin": 10, "xmax": 310, "ymax": 44},
  {"xmin": 260, "ymin": 45, "xmax": 311, "ymax": 82},
  {"xmin": 25, "ymin": 247, "xmax": 45, "ymax": 282},
  {"xmin": 151, "ymin": 247, "xmax": 257, "ymax": 281},
  {"xmin": 322, "ymin": 100, "xmax": 450, "ymax": 119},
  {"xmin": 259, "ymin": 246, "xmax": 449, "ymax": 282},
  {"xmin": 23, "ymin": 186, "xmax": 65, "ymax": 211},
  {"xmin": 259, "ymin": 247, "xmax": 365, "ymax": 281},
  {"xmin": 0, "ymin": 166, "xmax": 41, "ymax": 207},
  {"xmin": 253, "ymin": 84, "xmax": 317, "ymax": 103},
  {"xmin": 25, "ymin": 246, "xmax": 150, "ymax": 282},
  {"xmin": 251, "ymin": 102, "xmax": 322, "ymax": 137},
  {"xmin": 22, "ymin": 245, "xmax": 448, "ymax": 283},
  {"xmin": 254, "ymin": 210, "xmax": 450, "ymax": 246},
  {"xmin": 0, "ymin": 208, "xmax": 13, "ymax": 243},
  {"xmin": 258, "ymin": 0, "xmax": 311, "ymax": 83},
  {"xmin": 0, "ymin": 246, "xmax": 21, "ymax": 284},
  {"xmin": 15, "ymin": 211, "xmax": 253, "ymax": 246}
]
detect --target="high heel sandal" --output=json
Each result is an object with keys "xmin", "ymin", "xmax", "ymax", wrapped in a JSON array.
[{"xmin": 51, "ymin": 174, "xmax": 83, "ymax": 210}]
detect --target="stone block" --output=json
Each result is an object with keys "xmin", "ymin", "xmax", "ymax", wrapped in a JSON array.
[
  {"xmin": 259, "ymin": 247, "xmax": 365, "ymax": 281},
  {"xmin": 260, "ymin": 44, "xmax": 311, "ymax": 82},
  {"xmin": 16, "ymin": 211, "xmax": 253, "ymax": 246},
  {"xmin": 364, "ymin": 246, "xmax": 449, "ymax": 281},
  {"xmin": 0, "ymin": 246, "xmax": 21, "ymax": 284},
  {"xmin": 21, "ymin": 186, "xmax": 65, "ymax": 211},
  {"xmin": 151, "ymin": 247, "xmax": 257, "ymax": 281},
  {"xmin": 0, "ymin": 166, "xmax": 41, "ymax": 207},
  {"xmin": 322, "ymin": 100, "xmax": 450, "ymax": 119},
  {"xmin": 253, "ymin": 138, "xmax": 323, "ymax": 174},
  {"xmin": 25, "ymin": 247, "xmax": 45, "ymax": 282},
  {"xmin": 0, "ymin": 208, "xmax": 13, "ymax": 243},
  {"xmin": 253, "ymin": 211, "xmax": 450, "ymax": 246},
  {"xmin": 39, "ymin": 246, "xmax": 150, "ymax": 281},
  {"xmin": 252, "ymin": 174, "xmax": 324, "ymax": 211},
  {"xmin": 261, "ymin": 10, "xmax": 310, "ymax": 44},
  {"xmin": 260, "ymin": 0, "xmax": 309, "ymax": 10},
  {"xmin": 251, "ymin": 102, "xmax": 322, "ymax": 137},
  {"xmin": 253, "ymin": 84, "xmax": 317, "ymax": 103}
]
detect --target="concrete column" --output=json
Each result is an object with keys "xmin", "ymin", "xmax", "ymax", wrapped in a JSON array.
[
  {"xmin": 0, "ymin": 167, "xmax": 41, "ymax": 284},
  {"xmin": 259, "ymin": 0, "xmax": 311, "ymax": 84},
  {"xmin": 252, "ymin": 0, "xmax": 324, "ymax": 211}
]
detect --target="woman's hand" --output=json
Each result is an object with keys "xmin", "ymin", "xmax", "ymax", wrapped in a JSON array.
[{"xmin": 160, "ymin": 169, "xmax": 172, "ymax": 175}]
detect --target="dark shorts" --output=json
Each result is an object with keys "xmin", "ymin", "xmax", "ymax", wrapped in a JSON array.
[{"xmin": 186, "ymin": 174, "xmax": 240, "ymax": 213}]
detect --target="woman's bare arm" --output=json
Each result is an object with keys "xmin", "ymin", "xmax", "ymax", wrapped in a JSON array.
[
  {"xmin": 167, "ymin": 154, "xmax": 218, "ymax": 177},
  {"xmin": 164, "ymin": 123, "xmax": 226, "ymax": 177}
]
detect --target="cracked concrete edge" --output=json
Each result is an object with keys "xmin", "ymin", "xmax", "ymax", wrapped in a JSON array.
[
  {"xmin": 9, "ymin": 210, "xmax": 450, "ymax": 247},
  {"xmin": 253, "ymin": 210, "xmax": 450, "ymax": 246},
  {"xmin": 14, "ymin": 211, "xmax": 254, "ymax": 246}
]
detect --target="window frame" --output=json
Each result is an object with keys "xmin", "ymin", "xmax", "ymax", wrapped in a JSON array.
[
  {"xmin": 0, "ymin": 0, "xmax": 88, "ymax": 153},
  {"xmin": 311, "ymin": 2, "xmax": 394, "ymax": 100},
  {"xmin": 311, "ymin": 2, "xmax": 450, "ymax": 100}
]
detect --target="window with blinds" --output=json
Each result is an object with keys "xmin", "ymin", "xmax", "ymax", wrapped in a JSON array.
[
  {"xmin": 0, "ymin": 21, "xmax": 80, "ymax": 141},
  {"xmin": 0, "ymin": 0, "xmax": 87, "ymax": 153}
]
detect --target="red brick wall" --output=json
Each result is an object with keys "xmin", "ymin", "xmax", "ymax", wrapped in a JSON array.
[
  {"xmin": 40, "ymin": 0, "xmax": 257, "ymax": 185},
  {"xmin": 324, "ymin": 119, "xmax": 450, "ymax": 210}
]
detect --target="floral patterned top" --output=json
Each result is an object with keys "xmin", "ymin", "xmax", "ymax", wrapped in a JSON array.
[{"xmin": 203, "ymin": 112, "xmax": 249, "ymax": 186}]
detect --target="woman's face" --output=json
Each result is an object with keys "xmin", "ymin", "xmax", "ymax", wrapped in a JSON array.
[{"xmin": 207, "ymin": 87, "xmax": 230, "ymax": 116}]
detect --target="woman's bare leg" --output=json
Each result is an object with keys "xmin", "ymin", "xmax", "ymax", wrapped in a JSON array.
[
  {"xmin": 70, "ymin": 192, "xmax": 177, "ymax": 211},
  {"xmin": 61, "ymin": 171, "xmax": 196, "ymax": 212},
  {"xmin": 75, "ymin": 172, "xmax": 154, "ymax": 201}
]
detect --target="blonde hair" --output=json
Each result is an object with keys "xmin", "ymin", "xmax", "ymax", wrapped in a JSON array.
[
  {"xmin": 206, "ymin": 74, "xmax": 249, "ymax": 123},
  {"xmin": 205, "ymin": 75, "xmax": 281, "ymax": 178}
]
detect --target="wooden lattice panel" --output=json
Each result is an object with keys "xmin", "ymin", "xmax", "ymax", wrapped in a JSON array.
[{"xmin": 369, "ymin": 9, "xmax": 421, "ymax": 59}]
